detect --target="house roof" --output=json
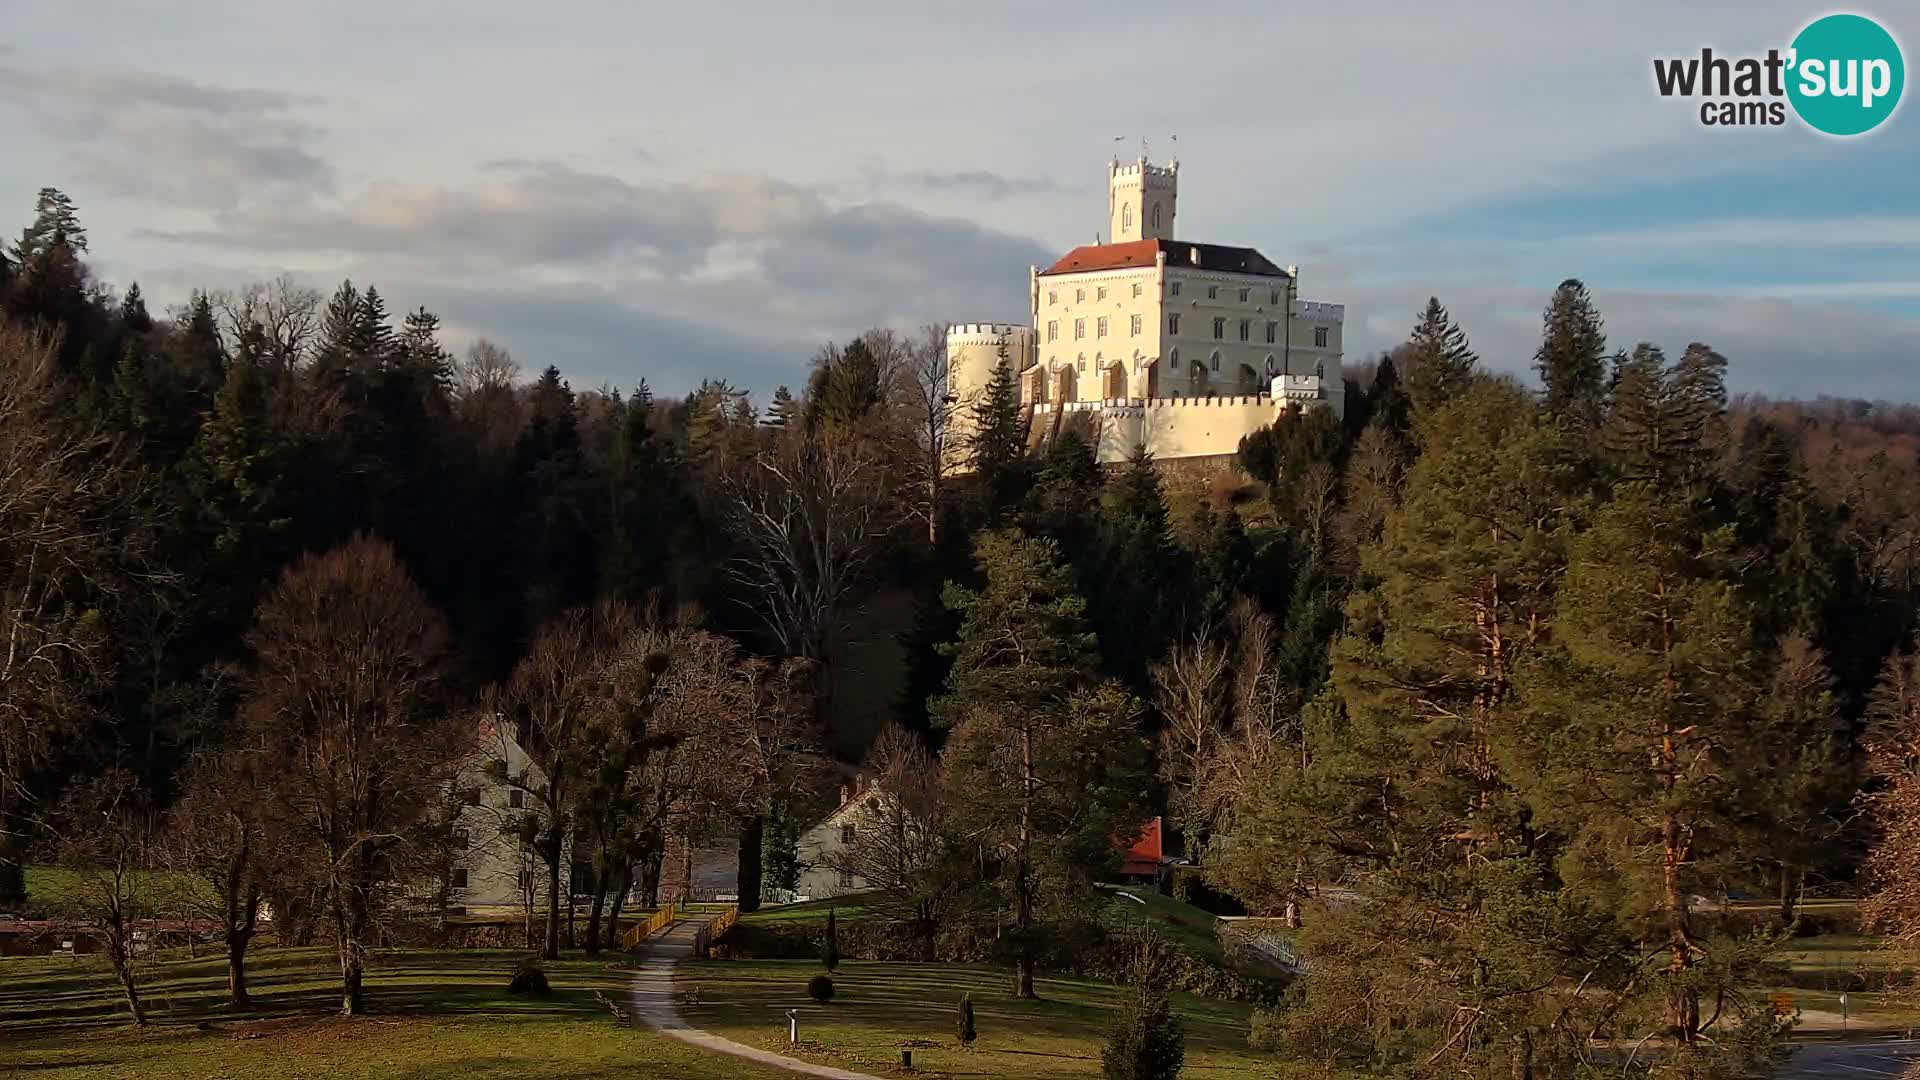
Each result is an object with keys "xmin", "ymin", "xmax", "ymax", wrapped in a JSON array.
[
  {"xmin": 1038, "ymin": 239, "xmax": 1291, "ymax": 279},
  {"xmin": 1119, "ymin": 816, "xmax": 1164, "ymax": 877}
]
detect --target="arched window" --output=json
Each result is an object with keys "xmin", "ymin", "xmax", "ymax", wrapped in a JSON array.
[
  {"xmin": 1315, "ymin": 360, "xmax": 1326, "ymax": 378},
  {"xmin": 1122, "ymin": 204, "xmax": 1133, "ymax": 231},
  {"xmin": 1168, "ymin": 348, "xmax": 1180, "ymax": 370},
  {"xmin": 1209, "ymin": 350, "xmax": 1221, "ymax": 371},
  {"xmin": 1151, "ymin": 203, "xmax": 1162, "ymax": 229},
  {"xmin": 1264, "ymin": 354, "xmax": 1278, "ymax": 377}
]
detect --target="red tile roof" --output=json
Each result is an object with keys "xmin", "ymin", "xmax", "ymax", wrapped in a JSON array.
[
  {"xmin": 1040, "ymin": 239, "xmax": 1291, "ymax": 279},
  {"xmin": 1119, "ymin": 816, "xmax": 1164, "ymax": 877}
]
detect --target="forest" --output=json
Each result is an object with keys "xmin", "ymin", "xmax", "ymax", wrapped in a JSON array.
[{"xmin": 7, "ymin": 184, "xmax": 1920, "ymax": 1078}]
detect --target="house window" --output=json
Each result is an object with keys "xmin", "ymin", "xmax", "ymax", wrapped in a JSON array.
[
  {"xmin": 509, "ymin": 789, "xmax": 524, "ymax": 809},
  {"xmin": 1238, "ymin": 288, "xmax": 1250, "ymax": 302},
  {"xmin": 1170, "ymin": 282, "xmax": 1181, "ymax": 297},
  {"xmin": 464, "ymin": 787, "xmax": 481, "ymax": 807},
  {"xmin": 1096, "ymin": 317, "xmax": 1108, "ymax": 339},
  {"xmin": 451, "ymin": 868, "xmax": 468, "ymax": 890},
  {"xmin": 1239, "ymin": 319, "xmax": 1250, "ymax": 342},
  {"xmin": 1132, "ymin": 283, "xmax": 1142, "ymax": 298},
  {"xmin": 1212, "ymin": 317, "xmax": 1225, "ymax": 339},
  {"xmin": 1097, "ymin": 286, "xmax": 1107, "ymax": 301},
  {"xmin": 1131, "ymin": 314, "xmax": 1142, "ymax": 336},
  {"xmin": 1207, "ymin": 285, "xmax": 1219, "ymax": 300},
  {"xmin": 841, "ymin": 824, "xmax": 857, "ymax": 844},
  {"xmin": 1266, "ymin": 321, "xmax": 1278, "ymax": 344},
  {"xmin": 1167, "ymin": 314, "xmax": 1180, "ymax": 335},
  {"xmin": 1074, "ymin": 319, "xmax": 1085, "ymax": 340},
  {"xmin": 1315, "ymin": 326, "xmax": 1330, "ymax": 347},
  {"xmin": 1169, "ymin": 349, "xmax": 1180, "ymax": 370},
  {"xmin": 453, "ymin": 828, "xmax": 470, "ymax": 852},
  {"xmin": 1076, "ymin": 288, "xmax": 1085, "ymax": 303},
  {"xmin": 1047, "ymin": 320, "xmax": 1057, "ymax": 343},
  {"xmin": 839, "ymin": 869, "xmax": 856, "ymax": 888}
]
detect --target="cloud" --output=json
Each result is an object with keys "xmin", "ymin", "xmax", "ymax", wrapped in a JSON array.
[
  {"xmin": 142, "ymin": 160, "xmax": 1053, "ymax": 393},
  {"xmin": 886, "ymin": 170, "xmax": 1067, "ymax": 202},
  {"xmin": 0, "ymin": 63, "xmax": 332, "ymax": 209}
]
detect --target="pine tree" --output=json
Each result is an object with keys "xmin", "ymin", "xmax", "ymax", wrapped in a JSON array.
[
  {"xmin": 12, "ymin": 187, "xmax": 88, "ymax": 262},
  {"xmin": 806, "ymin": 338, "xmax": 884, "ymax": 427},
  {"xmin": 934, "ymin": 529, "xmax": 1146, "ymax": 998},
  {"xmin": 1110, "ymin": 444, "xmax": 1168, "ymax": 534},
  {"xmin": 822, "ymin": 908, "xmax": 840, "ymax": 972},
  {"xmin": 1402, "ymin": 297, "xmax": 1477, "ymax": 416},
  {"xmin": 1599, "ymin": 343, "xmax": 1727, "ymax": 486},
  {"xmin": 1534, "ymin": 278, "xmax": 1608, "ymax": 423},
  {"xmin": 956, "ymin": 993, "xmax": 977, "ymax": 1048},
  {"xmin": 119, "ymin": 283, "xmax": 153, "ymax": 334},
  {"xmin": 969, "ymin": 358, "xmax": 1027, "ymax": 516},
  {"xmin": 765, "ymin": 385, "xmax": 798, "ymax": 428}
]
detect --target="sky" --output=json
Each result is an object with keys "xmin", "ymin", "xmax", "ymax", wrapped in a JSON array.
[{"xmin": 2, "ymin": 0, "xmax": 1916, "ymax": 401}]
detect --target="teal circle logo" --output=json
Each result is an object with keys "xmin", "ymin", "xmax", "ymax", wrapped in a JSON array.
[{"xmin": 1787, "ymin": 13, "xmax": 1905, "ymax": 136}]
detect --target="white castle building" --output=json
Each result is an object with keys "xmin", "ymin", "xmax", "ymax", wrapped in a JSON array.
[{"xmin": 947, "ymin": 155, "xmax": 1345, "ymax": 466}]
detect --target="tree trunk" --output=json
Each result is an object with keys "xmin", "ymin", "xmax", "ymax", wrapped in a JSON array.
[
  {"xmin": 0, "ymin": 828, "xmax": 27, "ymax": 909},
  {"xmin": 109, "ymin": 937, "xmax": 146, "ymax": 1026},
  {"xmin": 227, "ymin": 924, "xmax": 254, "ymax": 1008},
  {"xmin": 1013, "ymin": 725, "xmax": 1036, "ymax": 1000},
  {"xmin": 607, "ymin": 861, "xmax": 629, "ymax": 946},
  {"xmin": 543, "ymin": 855, "xmax": 562, "ymax": 961},
  {"xmin": 738, "ymin": 817, "xmax": 764, "ymax": 912},
  {"xmin": 1510, "ymin": 1029, "xmax": 1533, "ymax": 1080},
  {"xmin": 338, "ymin": 899, "xmax": 368, "ymax": 1017},
  {"xmin": 641, "ymin": 853, "xmax": 662, "ymax": 908},
  {"xmin": 1778, "ymin": 866, "xmax": 1802, "ymax": 929},
  {"xmin": 585, "ymin": 879, "xmax": 608, "ymax": 955}
]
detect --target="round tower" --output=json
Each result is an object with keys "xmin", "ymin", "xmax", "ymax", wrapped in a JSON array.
[{"xmin": 945, "ymin": 322, "xmax": 1036, "ymax": 468}]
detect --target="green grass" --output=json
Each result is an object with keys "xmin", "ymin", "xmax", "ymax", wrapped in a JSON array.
[
  {"xmin": 20, "ymin": 864, "xmax": 212, "ymax": 917},
  {"xmin": 741, "ymin": 891, "xmax": 884, "ymax": 924},
  {"xmin": 0, "ymin": 946, "xmax": 796, "ymax": 1079},
  {"xmin": 677, "ymin": 958, "xmax": 1342, "ymax": 1079},
  {"xmin": 1102, "ymin": 886, "xmax": 1230, "ymax": 963}
]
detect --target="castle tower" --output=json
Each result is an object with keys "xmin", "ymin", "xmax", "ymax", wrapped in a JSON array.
[
  {"xmin": 1108, "ymin": 156, "xmax": 1178, "ymax": 243},
  {"xmin": 945, "ymin": 322, "xmax": 1036, "ymax": 469}
]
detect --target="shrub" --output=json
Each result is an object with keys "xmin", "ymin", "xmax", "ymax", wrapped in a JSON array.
[
  {"xmin": 808, "ymin": 974, "xmax": 835, "ymax": 1002},
  {"xmin": 507, "ymin": 960, "xmax": 551, "ymax": 997},
  {"xmin": 822, "ymin": 908, "xmax": 840, "ymax": 973},
  {"xmin": 956, "ymin": 992, "xmax": 977, "ymax": 1048},
  {"xmin": 1168, "ymin": 866, "xmax": 1246, "ymax": 916},
  {"xmin": 1102, "ymin": 986, "xmax": 1185, "ymax": 1080}
]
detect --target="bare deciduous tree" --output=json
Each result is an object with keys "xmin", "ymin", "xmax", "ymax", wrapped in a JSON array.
[
  {"xmin": 721, "ymin": 428, "xmax": 894, "ymax": 689},
  {"xmin": 823, "ymin": 725, "xmax": 948, "ymax": 953},
  {"xmin": 245, "ymin": 536, "xmax": 462, "ymax": 1016},
  {"xmin": 894, "ymin": 324, "xmax": 958, "ymax": 544},
  {"xmin": 211, "ymin": 275, "xmax": 321, "ymax": 372},
  {"xmin": 0, "ymin": 323, "xmax": 147, "ymax": 907},
  {"xmin": 50, "ymin": 770, "xmax": 157, "ymax": 1026},
  {"xmin": 165, "ymin": 743, "xmax": 280, "ymax": 1007}
]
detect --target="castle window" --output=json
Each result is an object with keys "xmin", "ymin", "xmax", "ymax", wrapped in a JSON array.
[
  {"xmin": 1270, "ymin": 289, "xmax": 1281, "ymax": 305},
  {"xmin": 1210, "ymin": 351, "xmax": 1221, "ymax": 371},
  {"xmin": 1212, "ymin": 317, "xmax": 1225, "ymax": 339},
  {"xmin": 1097, "ymin": 317, "xmax": 1108, "ymax": 338},
  {"xmin": 1132, "ymin": 283, "xmax": 1142, "ymax": 298},
  {"xmin": 1076, "ymin": 288, "xmax": 1085, "ymax": 303},
  {"xmin": 1238, "ymin": 319, "xmax": 1250, "ymax": 342},
  {"xmin": 1315, "ymin": 326, "xmax": 1329, "ymax": 347},
  {"xmin": 1315, "ymin": 360, "xmax": 1326, "ymax": 377},
  {"xmin": 1170, "ymin": 282, "xmax": 1181, "ymax": 297},
  {"xmin": 1074, "ymin": 319, "xmax": 1085, "ymax": 340},
  {"xmin": 1167, "ymin": 314, "xmax": 1180, "ymax": 335},
  {"xmin": 1152, "ymin": 203, "xmax": 1161, "ymax": 229},
  {"xmin": 1078, "ymin": 355, "xmax": 1087, "ymax": 371},
  {"xmin": 1122, "ymin": 204, "xmax": 1133, "ymax": 231},
  {"xmin": 1265, "ymin": 320, "xmax": 1277, "ymax": 344},
  {"xmin": 1048, "ymin": 290, "xmax": 1057, "ymax": 305},
  {"xmin": 1169, "ymin": 349, "xmax": 1180, "ymax": 370},
  {"xmin": 1097, "ymin": 286, "xmax": 1107, "ymax": 301},
  {"xmin": 1207, "ymin": 285, "xmax": 1219, "ymax": 300},
  {"xmin": 1131, "ymin": 314, "xmax": 1142, "ymax": 336},
  {"xmin": 1238, "ymin": 288, "xmax": 1250, "ymax": 303}
]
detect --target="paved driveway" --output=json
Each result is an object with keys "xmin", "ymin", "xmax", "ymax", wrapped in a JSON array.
[{"xmin": 1776, "ymin": 1039, "xmax": 1920, "ymax": 1079}]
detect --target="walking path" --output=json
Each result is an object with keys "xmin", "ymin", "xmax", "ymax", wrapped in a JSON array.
[{"xmin": 627, "ymin": 919, "xmax": 883, "ymax": 1080}]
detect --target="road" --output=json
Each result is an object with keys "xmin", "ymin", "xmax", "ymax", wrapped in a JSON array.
[{"xmin": 1776, "ymin": 1039, "xmax": 1920, "ymax": 1079}]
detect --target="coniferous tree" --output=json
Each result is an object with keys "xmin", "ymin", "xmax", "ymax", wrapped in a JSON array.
[
  {"xmin": 1600, "ymin": 343, "xmax": 1727, "ymax": 487},
  {"xmin": 1402, "ymin": 297, "xmax": 1477, "ymax": 416},
  {"xmin": 764, "ymin": 385, "xmax": 798, "ymax": 428},
  {"xmin": 1533, "ymin": 278, "xmax": 1608, "ymax": 424},
  {"xmin": 969, "ymin": 358, "xmax": 1027, "ymax": 516},
  {"xmin": 119, "ymin": 283, "xmax": 153, "ymax": 334}
]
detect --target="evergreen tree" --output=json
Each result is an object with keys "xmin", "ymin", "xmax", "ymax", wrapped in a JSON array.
[
  {"xmin": 805, "ymin": 338, "xmax": 885, "ymax": 427},
  {"xmin": 969, "ymin": 357, "xmax": 1027, "ymax": 516},
  {"xmin": 1402, "ymin": 297, "xmax": 1477, "ymax": 416},
  {"xmin": 119, "ymin": 283, "xmax": 153, "ymax": 334},
  {"xmin": 764, "ymin": 385, "xmax": 798, "ymax": 428},
  {"xmin": 934, "ymin": 529, "xmax": 1147, "ymax": 998},
  {"xmin": 1599, "ymin": 343, "xmax": 1727, "ymax": 487},
  {"xmin": 12, "ymin": 187, "xmax": 88, "ymax": 262},
  {"xmin": 822, "ymin": 907, "xmax": 840, "ymax": 972},
  {"xmin": 1534, "ymin": 278, "xmax": 1608, "ymax": 424}
]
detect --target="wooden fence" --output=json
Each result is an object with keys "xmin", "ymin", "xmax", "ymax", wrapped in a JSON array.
[
  {"xmin": 693, "ymin": 905, "xmax": 738, "ymax": 957},
  {"xmin": 619, "ymin": 902, "xmax": 677, "ymax": 952}
]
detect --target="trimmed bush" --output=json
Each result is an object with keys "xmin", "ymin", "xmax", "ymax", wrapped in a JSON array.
[
  {"xmin": 956, "ymin": 992, "xmax": 976, "ymax": 1048},
  {"xmin": 1102, "ymin": 986, "xmax": 1185, "ymax": 1080},
  {"xmin": 507, "ymin": 961, "xmax": 551, "ymax": 997},
  {"xmin": 808, "ymin": 974, "xmax": 835, "ymax": 1002}
]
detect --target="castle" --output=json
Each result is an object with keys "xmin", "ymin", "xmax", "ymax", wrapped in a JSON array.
[{"xmin": 947, "ymin": 155, "xmax": 1346, "ymax": 467}]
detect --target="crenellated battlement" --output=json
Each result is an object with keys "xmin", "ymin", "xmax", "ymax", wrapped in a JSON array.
[{"xmin": 1296, "ymin": 300, "xmax": 1345, "ymax": 323}]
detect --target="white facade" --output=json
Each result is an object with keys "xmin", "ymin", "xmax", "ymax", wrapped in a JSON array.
[
  {"xmin": 947, "ymin": 156, "xmax": 1346, "ymax": 467},
  {"xmin": 446, "ymin": 720, "xmax": 556, "ymax": 911}
]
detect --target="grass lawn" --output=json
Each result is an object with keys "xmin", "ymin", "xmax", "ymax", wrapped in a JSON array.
[
  {"xmin": 1102, "ymin": 885, "xmax": 1232, "ymax": 964},
  {"xmin": 678, "ymin": 958, "xmax": 1342, "ymax": 1079},
  {"xmin": 0, "ymin": 946, "xmax": 795, "ymax": 1080},
  {"xmin": 742, "ymin": 891, "xmax": 885, "ymax": 925}
]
